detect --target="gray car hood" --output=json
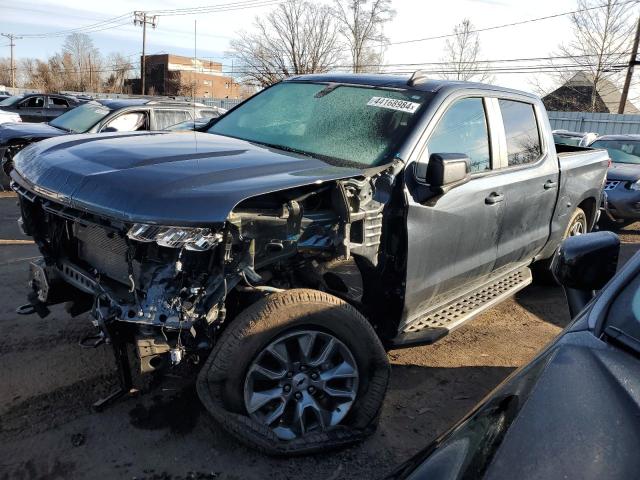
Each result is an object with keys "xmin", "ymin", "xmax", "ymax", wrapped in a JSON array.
[{"xmin": 12, "ymin": 131, "xmax": 363, "ymax": 226}]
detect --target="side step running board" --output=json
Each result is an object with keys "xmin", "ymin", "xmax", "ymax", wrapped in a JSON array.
[{"xmin": 389, "ymin": 267, "xmax": 532, "ymax": 349}]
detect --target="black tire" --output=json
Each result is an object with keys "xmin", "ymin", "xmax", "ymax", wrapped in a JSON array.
[
  {"xmin": 196, "ymin": 288, "xmax": 390, "ymax": 455},
  {"xmin": 532, "ymin": 207, "xmax": 587, "ymax": 285}
]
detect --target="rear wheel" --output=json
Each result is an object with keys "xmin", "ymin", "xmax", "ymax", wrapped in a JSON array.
[
  {"xmin": 532, "ymin": 207, "xmax": 587, "ymax": 285},
  {"xmin": 197, "ymin": 289, "xmax": 390, "ymax": 455}
]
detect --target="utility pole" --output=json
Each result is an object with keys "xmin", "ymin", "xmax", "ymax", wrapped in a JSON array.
[
  {"xmin": 618, "ymin": 17, "xmax": 640, "ymax": 114},
  {"xmin": 1, "ymin": 33, "xmax": 21, "ymax": 91},
  {"xmin": 134, "ymin": 11, "xmax": 158, "ymax": 96}
]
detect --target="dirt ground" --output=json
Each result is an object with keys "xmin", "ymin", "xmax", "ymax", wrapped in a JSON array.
[{"xmin": 1, "ymin": 192, "xmax": 638, "ymax": 480}]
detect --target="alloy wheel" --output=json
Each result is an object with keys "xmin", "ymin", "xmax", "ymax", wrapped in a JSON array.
[{"xmin": 243, "ymin": 329, "xmax": 359, "ymax": 440}]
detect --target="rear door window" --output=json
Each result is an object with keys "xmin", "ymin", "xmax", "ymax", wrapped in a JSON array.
[
  {"xmin": 155, "ymin": 110, "xmax": 192, "ymax": 130},
  {"xmin": 49, "ymin": 97, "xmax": 69, "ymax": 108},
  {"xmin": 425, "ymin": 97, "xmax": 491, "ymax": 173},
  {"xmin": 499, "ymin": 99, "xmax": 542, "ymax": 166}
]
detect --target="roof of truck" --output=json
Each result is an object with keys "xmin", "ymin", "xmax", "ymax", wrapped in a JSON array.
[{"xmin": 286, "ymin": 73, "xmax": 539, "ymax": 98}]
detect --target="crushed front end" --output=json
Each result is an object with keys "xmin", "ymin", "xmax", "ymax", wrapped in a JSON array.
[
  {"xmin": 13, "ymin": 166, "xmax": 400, "ymax": 387},
  {"xmin": 15, "ymin": 181, "xmax": 234, "ymax": 379}
]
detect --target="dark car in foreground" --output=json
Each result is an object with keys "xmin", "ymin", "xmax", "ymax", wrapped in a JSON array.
[
  {"xmin": 389, "ymin": 231, "xmax": 640, "ymax": 480},
  {"xmin": 11, "ymin": 74, "xmax": 608, "ymax": 455},
  {"xmin": 0, "ymin": 93, "xmax": 84, "ymax": 122},
  {"xmin": 589, "ymin": 135, "xmax": 640, "ymax": 229},
  {"xmin": 0, "ymin": 99, "xmax": 222, "ymax": 187}
]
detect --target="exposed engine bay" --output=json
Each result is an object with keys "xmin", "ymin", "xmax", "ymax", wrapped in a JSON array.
[{"xmin": 15, "ymin": 169, "xmax": 402, "ymax": 380}]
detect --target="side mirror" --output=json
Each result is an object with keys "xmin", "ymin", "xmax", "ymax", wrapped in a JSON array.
[
  {"xmin": 101, "ymin": 126, "xmax": 118, "ymax": 133},
  {"xmin": 552, "ymin": 231, "xmax": 620, "ymax": 317},
  {"xmin": 425, "ymin": 153, "xmax": 470, "ymax": 193}
]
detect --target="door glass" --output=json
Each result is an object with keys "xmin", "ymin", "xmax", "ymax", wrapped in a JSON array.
[
  {"xmin": 20, "ymin": 96, "xmax": 44, "ymax": 108},
  {"xmin": 105, "ymin": 112, "xmax": 147, "ymax": 132},
  {"xmin": 499, "ymin": 99, "xmax": 542, "ymax": 166},
  {"xmin": 426, "ymin": 98, "xmax": 491, "ymax": 173},
  {"xmin": 155, "ymin": 110, "xmax": 192, "ymax": 130},
  {"xmin": 49, "ymin": 97, "xmax": 69, "ymax": 108}
]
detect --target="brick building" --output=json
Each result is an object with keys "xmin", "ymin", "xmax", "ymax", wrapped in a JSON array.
[{"xmin": 140, "ymin": 54, "xmax": 241, "ymax": 99}]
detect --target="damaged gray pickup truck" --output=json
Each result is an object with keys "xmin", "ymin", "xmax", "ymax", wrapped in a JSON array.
[{"xmin": 11, "ymin": 74, "xmax": 609, "ymax": 455}]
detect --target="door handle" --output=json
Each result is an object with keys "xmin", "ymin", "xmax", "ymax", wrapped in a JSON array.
[
  {"xmin": 485, "ymin": 192, "xmax": 504, "ymax": 204},
  {"xmin": 544, "ymin": 180, "xmax": 557, "ymax": 190}
]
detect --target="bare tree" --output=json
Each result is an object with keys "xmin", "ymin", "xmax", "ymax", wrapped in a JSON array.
[
  {"xmin": 229, "ymin": 0, "xmax": 343, "ymax": 87},
  {"xmin": 0, "ymin": 58, "xmax": 12, "ymax": 86},
  {"xmin": 104, "ymin": 53, "xmax": 133, "ymax": 93},
  {"xmin": 332, "ymin": 0, "xmax": 395, "ymax": 73},
  {"xmin": 440, "ymin": 19, "xmax": 493, "ymax": 82},
  {"xmin": 556, "ymin": 0, "xmax": 636, "ymax": 112},
  {"xmin": 62, "ymin": 33, "xmax": 101, "ymax": 91}
]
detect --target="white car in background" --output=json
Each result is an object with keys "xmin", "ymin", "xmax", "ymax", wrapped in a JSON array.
[{"xmin": 0, "ymin": 110, "xmax": 21, "ymax": 125}]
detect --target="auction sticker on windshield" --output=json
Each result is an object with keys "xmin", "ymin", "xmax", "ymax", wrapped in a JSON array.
[{"xmin": 367, "ymin": 97, "xmax": 420, "ymax": 113}]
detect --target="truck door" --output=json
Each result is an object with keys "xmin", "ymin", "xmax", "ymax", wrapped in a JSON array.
[
  {"xmin": 491, "ymin": 98, "xmax": 558, "ymax": 270},
  {"xmin": 403, "ymin": 96, "xmax": 505, "ymax": 321}
]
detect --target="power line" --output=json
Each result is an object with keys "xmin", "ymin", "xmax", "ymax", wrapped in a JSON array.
[
  {"xmin": 148, "ymin": 0, "xmax": 285, "ymax": 16},
  {"xmin": 386, "ymin": 0, "xmax": 640, "ymax": 46},
  {"xmin": 18, "ymin": 13, "xmax": 134, "ymax": 39}
]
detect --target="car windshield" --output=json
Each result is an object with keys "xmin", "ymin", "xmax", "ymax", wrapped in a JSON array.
[
  {"xmin": 591, "ymin": 139, "xmax": 640, "ymax": 164},
  {"xmin": 0, "ymin": 95, "xmax": 23, "ymax": 107},
  {"xmin": 207, "ymin": 82, "xmax": 430, "ymax": 168},
  {"xmin": 49, "ymin": 102, "xmax": 111, "ymax": 133},
  {"xmin": 554, "ymin": 134, "xmax": 582, "ymax": 146}
]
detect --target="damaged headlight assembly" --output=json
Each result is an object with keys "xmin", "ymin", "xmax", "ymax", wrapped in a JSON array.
[{"xmin": 127, "ymin": 223, "xmax": 223, "ymax": 251}]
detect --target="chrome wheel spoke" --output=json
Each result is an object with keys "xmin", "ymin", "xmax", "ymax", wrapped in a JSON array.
[
  {"xmin": 308, "ymin": 337, "xmax": 336, "ymax": 367},
  {"xmin": 319, "ymin": 360, "xmax": 357, "ymax": 381},
  {"xmin": 246, "ymin": 387, "xmax": 283, "ymax": 414},
  {"xmin": 296, "ymin": 332, "xmax": 316, "ymax": 362},
  {"xmin": 262, "ymin": 399, "xmax": 287, "ymax": 426},
  {"xmin": 266, "ymin": 343, "xmax": 290, "ymax": 368},
  {"xmin": 250, "ymin": 364, "xmax": 287, "ymax": 381}
]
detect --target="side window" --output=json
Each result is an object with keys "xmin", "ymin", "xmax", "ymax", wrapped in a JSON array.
[
  {"xmin": 426, "ymin": 98, "xmax": 491, "ymax": 173},
  {"xmin": 49, "ymin": 97, "xmax": 69, "ymax": 108},
  {"xmin": 199, "ymin": 109, "xmax": 220, "ymax": 119},
  {"xmin": 104, "ymin": 112, "xmax": 147, "ymax": 132},
  {"xmin": 19, "ymin": 96, "xmax": 44, "ymax": 108},
  {"xmin": 155, "ymin": 110, "xmax": 192, "ymax": 130},
  {"xmin": 499, "ymin": 99, "xmax": 542, "ymax": 166}
]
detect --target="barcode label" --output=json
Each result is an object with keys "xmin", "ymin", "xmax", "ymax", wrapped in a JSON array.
[{"xmin": 367, "ymin": 97, "xmax": 420, "ymax": 114}]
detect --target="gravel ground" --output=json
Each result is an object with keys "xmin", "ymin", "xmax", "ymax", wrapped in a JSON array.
[{"xmin": 1, "ymin": 193, "xmax": 638, "ymax": 480}]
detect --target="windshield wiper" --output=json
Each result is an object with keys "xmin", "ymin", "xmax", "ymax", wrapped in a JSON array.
[{"xmin": 252, "ymin": 141, "xmax": 316, "ymax": 159}]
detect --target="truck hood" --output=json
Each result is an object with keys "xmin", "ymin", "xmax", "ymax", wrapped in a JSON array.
[
  {"xmin": 0, "ymin": 122, "xmax": 66, "ymax": 145},
  {"xmin": 607, "ymin": 163, "xmax": 640, "ymax": 182},
  {"xmin": 12, "ymin": 131, "xmax": 363, "ymax": 226}
]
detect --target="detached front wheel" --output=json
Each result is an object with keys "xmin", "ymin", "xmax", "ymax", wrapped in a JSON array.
[{"xmin": 197, "ymin": 289, "xmax": 390, "ymax": 455}]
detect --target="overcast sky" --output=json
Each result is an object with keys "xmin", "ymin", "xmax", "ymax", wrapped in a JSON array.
[{"xmin": 2, "ymin": 0, "xmax": 637, "ymax": 98}]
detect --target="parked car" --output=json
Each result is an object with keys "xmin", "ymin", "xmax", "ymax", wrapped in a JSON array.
[
  {"xmin": 552, "ymin": 129, "xmax": 598, "ymax": 147},
  {"xmin": 0, "ymin": 99, "xmax": 222, "ymax": 187},
  {"xmin": 0, "ymin": 93, "xmax": 84, "ymax": 122},
  {"xmin": 11, "ymin": 74, "xmax": 609, "ymax": 455},
  {"xmin": 388, "ymin": 230, "xmax": 640, "ymax": 480},
  {"xmin": 0, "ymin": 90, "xmax": 12, "ymax": 101},
  {"xmin": 165, "ymin": 111, "xmax": 226, "ymax": 131},
  {"xmin": 589, "ymin": 134, "xmax": 640, "ymax": 230}
]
